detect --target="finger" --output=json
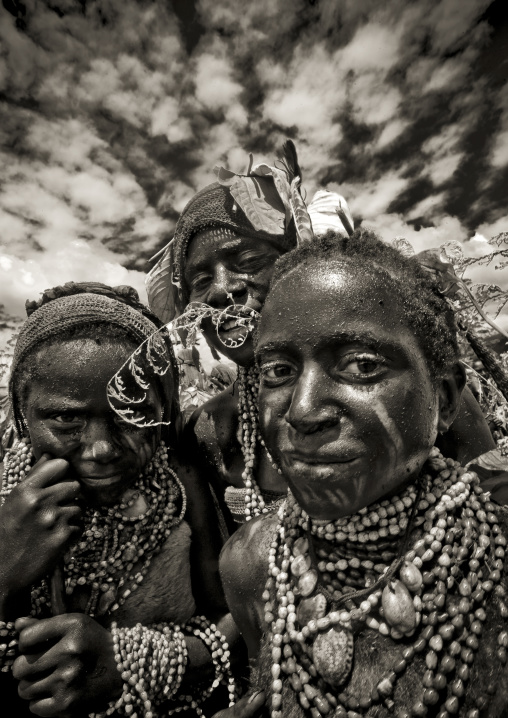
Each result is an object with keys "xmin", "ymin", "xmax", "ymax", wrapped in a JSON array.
[
  {"xmin": 214, "ymin": 691, "xmax": 266, "ymax": 718},
  {"xmin": 15, "ymin": 617, "xmax": 39, "ymax": 632},
  {"xmin": 45, "ymin": 481, "xmax": 83, "ymax": 505},
  {"xmin": 29, "ymin": 696, "xmax": 72, "ymax": 718},
  {"xmin": 24, "ymin": 459, "xmax": 70, "ymax": 489},
  {"xmin": 18, "ymin": 660, "xmax": 80, "ymax": 703},
  {"xmin": 18, "ymin": 617, "xmax": 67, "ymax": 653},
  {"xmin": 12, "ymin": 651, "xmax": 47, "ymax": 680}
]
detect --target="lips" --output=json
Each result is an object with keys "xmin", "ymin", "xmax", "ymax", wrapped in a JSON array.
[
  {"xmin": 218, "ymin": 318, "xmax": 247, "ymax": 334},
  {"xmin": 79, "ymin": 474, "xmax": 124, "ymax": 489},
  {"xmin": 286, "ymin": 451, "xmax": 358, "ymax": 466}
]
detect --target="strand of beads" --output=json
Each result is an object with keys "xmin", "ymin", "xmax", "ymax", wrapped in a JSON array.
[
  {"xmin": 167, "ymin": 616, "xmax": 238, "ymax": 715},
  {"xmin": 263, "ymin": 450, "xmax": 507, "ymax": 718},
  {"xmin": 238, "ymin": 365, "xmax": 267, "ymax": 520},
  {"xmin": 61, "ymin": 442, "xmax": 185, "ymax": 617},
  {"xmin": 0, "ymin": 621, "xmax": 18, "ymax": 672},
  {"xmin": 91, "ymin": 621, "xmax": 188, "ymax": 718},
  {"xmin": 0, "ymin": 436, "xmax": 33, "ymax": 504}
]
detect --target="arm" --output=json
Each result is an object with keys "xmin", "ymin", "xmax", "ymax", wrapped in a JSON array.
[
  {"xmin": 173, "ymin": 451, "xmax": 247, "ymax": 684},
  {"xmin": 219, "ymin": 516, "xmax": 276, "ymax": 661}
]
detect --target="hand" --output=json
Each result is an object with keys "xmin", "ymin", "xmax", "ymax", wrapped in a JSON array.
[
  {"xmin": 0, "ymin": 456, "xmax": 82, "ymax": 609},
  {"xmin": 213, "ymin": 691, "xmax": 266, "ymax": 718},
  {"xmin": 13, "ymin": 614, "xmax": 122, "ymax": 717}
]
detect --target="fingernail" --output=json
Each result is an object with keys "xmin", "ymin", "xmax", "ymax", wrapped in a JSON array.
[{"xmin": 248, "ymin": 690, "xmax": 262, "ymax": 704}]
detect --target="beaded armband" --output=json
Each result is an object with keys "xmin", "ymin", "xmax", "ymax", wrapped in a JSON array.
[
  {"xmin": 170, "ymin": 616, "xmax": 237, "ymax": 714},
  {"xmin": 93, "ymin": 618, "xmax": 237, "ymax": 718},
  {"xmin": 0, "ymin": 621, "xmax": 19, "ymax": 672},
  {"xmin": 92, "ymin": 621, "xmax": 188, "ymax": 718}
]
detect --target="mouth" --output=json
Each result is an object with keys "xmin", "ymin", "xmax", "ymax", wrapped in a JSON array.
[
  {"xmin": 285, "ymin": 452, "xmax": 359, "ymax": 467},
  {"xmin": 79, "ymin": 474, "xmax": 124, "ymax": 489},
  {"xmin": 215, "ymin": 305, "xmax": 260, "ymax": 348}
]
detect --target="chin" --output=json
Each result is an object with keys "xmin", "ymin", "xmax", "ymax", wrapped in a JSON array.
[{"xmin": 284, "ymin": 460, "xmax": 372, "ymax": 520}]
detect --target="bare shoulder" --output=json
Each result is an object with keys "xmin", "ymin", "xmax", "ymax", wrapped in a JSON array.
[
  {"xmin": 220, "ymin": 514, "xmax": 277, "ymax": 588},
  {"xmin": 219, "ymin": 515, "xmax": 278, "ymax": 659}
]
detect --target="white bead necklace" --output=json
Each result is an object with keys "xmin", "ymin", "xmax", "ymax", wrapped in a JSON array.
[{"xmin": 263, "ymin": 448, "xmax": 507, "ymax": 718}]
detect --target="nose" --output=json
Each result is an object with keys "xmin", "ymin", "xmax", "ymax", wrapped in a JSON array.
[
  {"xmin": 80, "ymin": 419, "xmax": 121, "ymax": 463},
  {"xmin": 286, "ymin": 364, "xmax": 342, "ymax": 435},
  {"xmin": 207, "ymin": 264, "xmax": 247, "ymax": 308}
]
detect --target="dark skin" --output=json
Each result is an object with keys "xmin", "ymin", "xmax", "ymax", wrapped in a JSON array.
[
  {"xmin": 184, "ymin": 230, "xmax": 287, "ymax": 499},
  {"xmin": 0, "ymin": 337, "xmax": 232, "ymax": 717},
  {"xmin": 218, "ymin": 261, "xmax": 508, "ymax": 716},
  {"xmin": 183, "ymin": 228, "xmax": 495, "ymax": 515}
]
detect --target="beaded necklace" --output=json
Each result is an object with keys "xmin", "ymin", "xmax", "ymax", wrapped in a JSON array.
[
  {"xmin": 263, "ymin": 447, "xmax": 508, "ymax": 718},
  {"xmin": 1, "ymin": 437, "xmax": 185, "ymax": 618},
  {"xmin": 237, "ymin": 365, "xmax": 283, "ymax": 521}
]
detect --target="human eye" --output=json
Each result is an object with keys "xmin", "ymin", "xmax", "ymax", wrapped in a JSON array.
[
  {"xmin": 235, "ymin": 252, "xmax": 268, "ymax": 273},
  {"xmin": 51, "ymin": 413, "xmax": 82, "ymax": 425},
  {"xmin": 47, "ymin": 413, "xmax": 85, "ymax": 433},
  {"xmin": 336, "ymin": 352, "xmax": 387, "ymax": 380},
  {"xmin": 189, "ymin": 273, "xmax": 211, "ymax": 294},
  {"xmin": 259, "ymin": 360, "xmax": 297, "ymax": 387}
]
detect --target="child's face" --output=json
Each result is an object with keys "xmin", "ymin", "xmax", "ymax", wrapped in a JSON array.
[
  {"xmin": 25, "ymin": 337, "xmax": 163, "ymax": 507},
  {"xmin": 257, "ymin": 259, "xmax": 442, "ymax": 520}
]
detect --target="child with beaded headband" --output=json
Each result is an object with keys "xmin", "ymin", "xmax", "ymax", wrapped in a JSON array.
[
  {"xmin": 0, "ymin": 283, "xmax": 240, "ymax": 717},
  {"xmin": 215, "ymin": 230, "xmax": 508, "ymax": 718},
  {"xmin": 144, "ymin": 142, "xmax": 498, "ymax": 529}
]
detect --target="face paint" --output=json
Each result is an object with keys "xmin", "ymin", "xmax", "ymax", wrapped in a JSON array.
[
  {"xmin": 25, "ymin": 338, "xmax": 163, "ymax": 507},
  {"xmin": 256, "ymin": 259, "xmax": 439, "ymax": 520},
  {"xmin": 184, "ymin": 229, "xmax": 284, "ymax": 366}
]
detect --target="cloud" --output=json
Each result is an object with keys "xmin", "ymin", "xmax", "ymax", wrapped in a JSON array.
[{"xmin": 0, "ymin": 0, "xmax": 506, "ymax": 339}]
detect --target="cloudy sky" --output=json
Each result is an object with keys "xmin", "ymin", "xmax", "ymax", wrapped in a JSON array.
[{"xmin": 0, "ymin": 0, "xmax": 507, "ymax": 334}]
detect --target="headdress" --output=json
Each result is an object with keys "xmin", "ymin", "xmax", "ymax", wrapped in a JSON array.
[
  {"xmin": 146, "ymin": 141, "xmax": 355, "ymax": 324},
  {"xmin": 9, "ymin": 283, "xmax": 179, "ymax": 436}
]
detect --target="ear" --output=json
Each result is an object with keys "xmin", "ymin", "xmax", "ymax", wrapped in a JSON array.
[{"xmin": 436, "ymin": 362, "xmax": 466, "ymax": 433}]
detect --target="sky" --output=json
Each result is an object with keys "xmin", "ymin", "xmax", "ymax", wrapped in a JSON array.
[{"xmin": 0, "ymin": 0, "xmax": 508, "ymax": 345}]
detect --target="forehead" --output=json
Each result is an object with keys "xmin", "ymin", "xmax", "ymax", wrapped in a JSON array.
[
  {"xmin": 258, "ymin": 259, "xmax": 419, "ymax": 352},
  {"xmin": 186, "ymin": 229, "xmax": 277, "ymax": 271},
  {"xmin": 27, "ymin": 338, "xmax": 139, "ymax": 404}
]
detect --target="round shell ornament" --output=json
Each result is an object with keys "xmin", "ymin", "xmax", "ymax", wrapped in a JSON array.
[
  {"xmin": 312, "ymin": 627, "xmax": 354, "ymax": 688},
  {"xmin": 299, "ymin": 569, "xmax": 319, "ymax": 597}
]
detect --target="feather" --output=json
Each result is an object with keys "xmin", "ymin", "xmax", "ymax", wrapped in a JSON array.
[
  {"xmin": 289, "ymin": 177, "xmax": 314, "ymax": 245},
  {"xmin": 280, "ymin": 139, "xmax": 302, "ymax": 183}
]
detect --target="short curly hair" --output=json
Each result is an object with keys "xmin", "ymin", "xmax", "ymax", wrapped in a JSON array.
[{"xmin": 268, "ymin": 228, "xmax": 460, "ymax": 382}]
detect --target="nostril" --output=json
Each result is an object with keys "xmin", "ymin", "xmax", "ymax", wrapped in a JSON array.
[
  {"xmin": 286, "ymin": 413, "xmax": 341, "ymax": 435},
  {"xmin": 91, "ymin": 441, "xmax": 116, "ymax": 461}
]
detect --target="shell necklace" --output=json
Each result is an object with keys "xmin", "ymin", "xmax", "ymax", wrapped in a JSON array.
[
  {"xmin": 2, "ymin": 438, "xmax": 185, "ymax": 618},
  {"xmin": 263, "ymin": 447, "xmax": 507, "ymax": 718}
]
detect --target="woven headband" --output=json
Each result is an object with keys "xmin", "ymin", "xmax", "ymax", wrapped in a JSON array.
[{"xmin": 10, "ymin": 293, "xmax": 176, "ymax": 435}]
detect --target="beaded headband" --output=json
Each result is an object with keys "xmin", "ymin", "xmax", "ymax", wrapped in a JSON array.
[{"xmin": 10, "ymin": 292, "xmax": 177, "ymax": 433}]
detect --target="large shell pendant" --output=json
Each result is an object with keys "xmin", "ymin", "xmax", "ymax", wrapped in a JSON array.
[
  {"xmin": 382, "ymin": 579, "xmax": 417, "ymax": 634},
  {"xmin": 312, "ymin": 626, "xmax": 354, "ymax": 689}
]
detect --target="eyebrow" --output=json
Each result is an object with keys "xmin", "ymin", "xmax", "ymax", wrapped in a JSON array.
[
  {"xmin": 185, "ymin": 239, "xmax": 267, "ymax": 276},
  {"xmin": 257, "ymin": 331, "xmax": 401, "ymax": 357}
]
